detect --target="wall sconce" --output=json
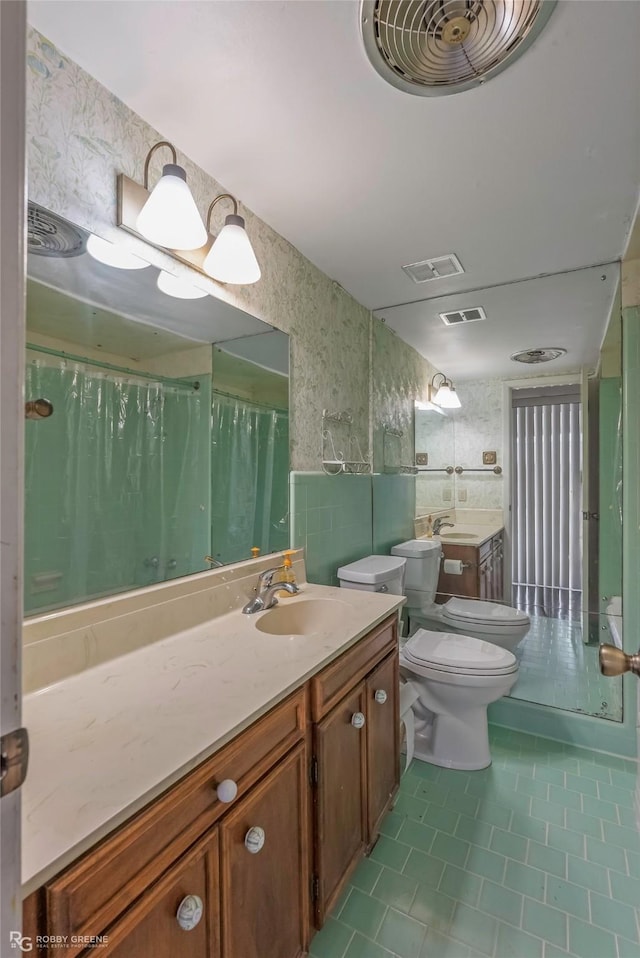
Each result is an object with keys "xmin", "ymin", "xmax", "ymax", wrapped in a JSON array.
[
  {"xmin": 117, "ymin": 142, "xmax": 261, "ymax": 286},
  {"xmin": 429, "ymin": 373, "xmax": 461, "ymax": 409},
  {"xmin": 202, "ymin": 194, "xmax": 261, "ymax": 285},
  {"xmin": 135, "ymin": 141, "xmax": 207, "ymax": 251}
]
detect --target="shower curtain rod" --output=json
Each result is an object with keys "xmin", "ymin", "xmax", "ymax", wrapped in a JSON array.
[
  {"xmin": 211, "ymin": 387, "xmax": 288, "ymax": 415},
  {"xmin": 26, "ymin": 342, "xmax": 202, "ymax": 390}
]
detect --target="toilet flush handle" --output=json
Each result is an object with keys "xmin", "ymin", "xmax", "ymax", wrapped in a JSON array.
[{"xmin": 376, "ymin": 584, "xmax": 389, "ymax": 593}]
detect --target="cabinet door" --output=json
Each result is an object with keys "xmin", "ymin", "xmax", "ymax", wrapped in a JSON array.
[
  {"xmin": 313, "ymin": 684, "xmax": 367, "ymax": 925},
  {"xmin": 365, "ymin": 653, "xmax": 399, "ymax": 842},
  {"xmin": 220, "ymin": 744, "xmax": 309, "ymax": 958},
  {"xmin": 95, "ymin": 828, "xmax": 220, "ymax": 958}
]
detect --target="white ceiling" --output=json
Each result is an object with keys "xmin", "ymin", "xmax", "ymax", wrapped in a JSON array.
[{"xmin": 28, "ymin": 0, "xmax": 640, "ymax": 379}]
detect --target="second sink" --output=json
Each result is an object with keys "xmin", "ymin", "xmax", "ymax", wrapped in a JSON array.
[{"xmin": 255, "ymin": 597, "xmax": 349, "ymax": 636}]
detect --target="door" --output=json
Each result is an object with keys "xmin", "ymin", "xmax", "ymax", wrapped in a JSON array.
[
  {"xmin": 220, "ymin": 744, "xmax": 309, "ymax": 958},
  {"xmin": 0, "ymin": 1, "xmax": 27, "ymax": 947},
  {"xmin": 365, "ymin": 654, "xmax": 399, "ymax": 842},
  {"xmin": 98, "ymin": 829, "xmax": 220, "ymax": 958},
  {"xmin": 313, "ymin": 684, "xmax": 367, "ymax": 925}
]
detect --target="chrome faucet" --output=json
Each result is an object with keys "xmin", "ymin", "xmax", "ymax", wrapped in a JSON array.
[
  {"xmin": 242, "ymin": 565, "xmax": 300, "ymax": 614},
  {"xmin": 432, "ymin": 516, "xmax": 455, "ymax": 535}
]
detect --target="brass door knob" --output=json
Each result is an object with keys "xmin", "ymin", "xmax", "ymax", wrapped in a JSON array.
[{"xmin": 599, "ymin": 644, "xmax": 640, "ymax": 677}]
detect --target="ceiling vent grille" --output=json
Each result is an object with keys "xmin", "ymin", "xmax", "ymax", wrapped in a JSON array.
[
  {"xmin": 511, "ymin": 347, "xmax": 567, "ymax": 364},
  {"xmin": 360, "ymin": 0, "xmax": 557, "ymax": 97},
  {"xmin": 440, "ymin": 306, "xmax": 486, "ymax": 326},
  {"xmin": 27, "ymin": 202, "xmax": 86, "ymax": 258},
  {"xmin": 402, "ymin": 253, "xmax": 464, "ymax": 284}
]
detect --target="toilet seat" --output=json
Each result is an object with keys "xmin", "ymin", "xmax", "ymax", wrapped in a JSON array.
[
  {"xmin": 402, "ymin": 628, "xmax": 517, "ymax": 677},
  {"xmin": 442, "ymin": 598, "xmax": 529, "ymax": 630}
]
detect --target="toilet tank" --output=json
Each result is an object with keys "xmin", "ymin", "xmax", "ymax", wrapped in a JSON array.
[
  {"xmin": 391, "ymin": 539, "xmax": 442, "ymax": 606},
  {"xmin": 337, "ymin": 555, "xmax": 406, "ymax": 594}
]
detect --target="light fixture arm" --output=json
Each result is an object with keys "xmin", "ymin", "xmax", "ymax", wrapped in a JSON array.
[
  {"xmin": 430, "ymin": 372, "xmax": 450, "ymax": 390},
  {"xmin": 142, "ymin": 141, "xmax": 178, "ymax": 189},
  {"xmin": 206, "ymin": 194, "xmax": 240, "ymax": 232}
]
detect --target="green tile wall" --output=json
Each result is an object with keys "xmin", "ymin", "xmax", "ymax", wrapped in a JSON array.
[
  {"xmin": 372, "ymin": 475, "xmax": 416, "ymax": 554},
  {"xmin": 290, "ymin": 472, "xmax": 373, "ymax": 585}
]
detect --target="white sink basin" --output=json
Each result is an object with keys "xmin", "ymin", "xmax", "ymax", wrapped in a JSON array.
[
  {"xmin": 439, "ymin": 531, "xmax": 479, "ymax": 540},
  {"xmin": 254, "ymin": 598, "xmax": 349, "ymax": 636}
]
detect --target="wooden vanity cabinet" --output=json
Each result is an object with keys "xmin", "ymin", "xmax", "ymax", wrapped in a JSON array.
[
  {"xmin": 310, "ymin": 616, "xmax": 399, "ymax": 925},
  {"xmin": 437, "ymin": 532, "xmax": 504, "ymax": 602},
  {"xmin": 23, "ymin": 614, "xmax": 400, "ymax": 957}
]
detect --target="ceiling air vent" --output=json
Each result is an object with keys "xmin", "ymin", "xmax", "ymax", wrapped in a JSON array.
[
  {"xmin": 360, "ymin": 0, "xmax": 557, "ymax": 97},
  {"xmin": 27, "ymin": 201, "xmax": 86, "ymax": 258},
  {"xmin": 402, "ymin": 253, "xmax": 464, "ymax": 284},
  {"xmin": 440, "ymin": 306, "xmax": 486, "ymax": 326},
  {"xmin": 511, "ymin": 347, "xmax": 567, "ymax": 364}
]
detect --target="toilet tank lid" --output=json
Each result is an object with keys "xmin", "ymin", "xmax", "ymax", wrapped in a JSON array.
[
  {"xmin": 337, "ymin": 555, "xmax": 406, "ymax": 584},
  {"xmin": 392, "ymin": 539, "xmax": 442, "ymax": 558}
]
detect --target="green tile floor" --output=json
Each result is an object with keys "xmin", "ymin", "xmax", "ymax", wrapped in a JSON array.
[{"xmin": 310, "ymin": 726, "xmax": 639, "ymax": 958}]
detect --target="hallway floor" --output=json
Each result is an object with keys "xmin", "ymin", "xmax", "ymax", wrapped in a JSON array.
[
  {"xmin": 509, "ymin": 616, "xmax": 623, "ymax": 721},
  {"xmin": 310, "ymin": 727, "xmax": 639, "ymax": 958}
]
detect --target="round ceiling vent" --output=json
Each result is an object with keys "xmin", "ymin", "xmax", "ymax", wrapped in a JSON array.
[
  {"xmin": 511, "ymin": 347, "xmax": 567, "ymax": 364},
  {"xmin": 360, "ymin": 0, "xmax": 557, "ymax": 96},
  {"xmin": 27, "ymin": 202, "xmax": 86, "ymax": 257}
]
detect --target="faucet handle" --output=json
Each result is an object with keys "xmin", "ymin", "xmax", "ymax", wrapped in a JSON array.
[{"xmin": 258, "ymin": 565, "xmax": 285, "ymax": 587}]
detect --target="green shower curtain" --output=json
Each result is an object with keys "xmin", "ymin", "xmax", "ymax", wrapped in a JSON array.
[
  {"xmin": 210, "ymin": 393, "xmax": 289, "ymax": 565},
  {"xmin": 24, "ymin": 351, "xmax": 211, "ymax": 614}
]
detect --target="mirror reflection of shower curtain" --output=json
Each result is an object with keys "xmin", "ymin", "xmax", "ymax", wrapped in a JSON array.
[
  {"xmin": 511, "ymin": 387, "xmax": 582, "ymax": 618},
  {"xmin": 24, "ymin": 352, "xmax": 210, "ymax": 613},
  {"xmin": 210, "ymin": 393, "xmax": 289, "ymax": 565}
]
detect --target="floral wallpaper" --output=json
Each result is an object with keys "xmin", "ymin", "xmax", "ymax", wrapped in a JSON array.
[{"xmin": 26, "ymin": 28, "xmax": 380, "ymax": 472}]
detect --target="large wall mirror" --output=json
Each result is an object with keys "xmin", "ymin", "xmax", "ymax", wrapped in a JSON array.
[
  {"xmin": 25, "ymin": 203, "xmax": 289, "ymax": 615},
  {"xmin": 382, "ymin": 265, "xmax": 624, "ymax": 724}
]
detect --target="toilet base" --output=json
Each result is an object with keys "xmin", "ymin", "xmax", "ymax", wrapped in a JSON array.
[{"xmin": 413, "ymin": 709, "xmax": 492, "ymax": 771}]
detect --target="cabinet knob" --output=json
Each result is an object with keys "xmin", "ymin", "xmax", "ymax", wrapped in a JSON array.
[
  {"xmin": 351, "ymin": 712, "xmax": 365, "ymax": 729},
  {"xmin": 216, "ymin": 779, "xmax": 238, "ymax": 803},
  {"xmin": 245, "ymin": 826, "xmax": 266, "ymax": 854},
  {"xmin": 176, "ymin": 894, "xmax": 204, "ymax": 931},
  {"xmin": 374, "ymin": 689, "xmax": 388, "ymax": 704}
]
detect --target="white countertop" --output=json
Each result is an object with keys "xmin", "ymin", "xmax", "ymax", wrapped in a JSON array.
[
  {"xmin": 22, "ymin": 584, "xmax": 403, "ymax": 895},
  {"xmin": 432, "ymin": 523, "xmax": 504, "ymax": 548}
]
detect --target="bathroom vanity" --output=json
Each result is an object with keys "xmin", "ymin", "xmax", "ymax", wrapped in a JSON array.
[
  {"xmin": 21, "ymin": 574, "xmax": 401, "ymax": 958},
  {"xmin": 437, "ymin": 530, "xmax": 504, "ymax": 602}
]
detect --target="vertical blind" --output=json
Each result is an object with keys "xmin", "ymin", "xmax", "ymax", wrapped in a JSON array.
[{"xmin": 512, "ymin": 388, "xmax": 582, "ymax": 594}]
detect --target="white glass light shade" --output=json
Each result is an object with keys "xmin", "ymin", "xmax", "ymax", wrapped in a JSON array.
[
  {"xmin": 433, "ymin": 383, "xmax": 461, "ymax": 409},
  {"xmin": 202, "ymin": 214, "xmax": 261, "ymax": 285},
  {"xmin": 86, "ymin": 234, "xmax": 149, "ymax": 270},
  {"xmin": 415, "ymin": 399, "xmax": 446, "ymax": 415},
  {"xmin": 156, "ymin": 270, "xmax": 208, "ymax": 300},
  {"xmin": 136, "ymin": 164, "xmax": 207, "ymax": 251}
]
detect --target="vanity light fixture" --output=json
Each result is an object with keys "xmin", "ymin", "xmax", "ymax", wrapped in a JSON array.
[
  {"xmin": 156, "ymin": 270, "xmax": 208, "ymax": 300},
  {"xmin": 429, "ymin": 373, "xmax": 462, "ymax": 409},
  {"xmin": 117, "ymin": 152, "xmax": 261, "ymax": 286},
  {"xmin": 135, "ymin": 141, "xmax": 207, "ymax": 251},
  {"xmin": 86, "ymin": 234, "xmax": 149, "ymax": 271},
  {"xmin": 202, "ymin": 194, "xmax": 261, "ymax": 285}
]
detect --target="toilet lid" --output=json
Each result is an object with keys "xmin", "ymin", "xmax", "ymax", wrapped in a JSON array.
[
  {"xmin": 403, "ymin": 628, "xmax": 517, "ymax": 674},
  {"xmin": 443, "ymin": 598, "xmax": 530, "ymax": 628},
  {"xmin": 337, "ymin": 555, "xmax": 406, "ymax": 585}
]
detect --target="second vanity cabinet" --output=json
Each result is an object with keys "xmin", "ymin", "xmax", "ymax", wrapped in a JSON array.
[
  {"xmin": 437, "ymin": 531, "xmax": 504, "ymax": 603},
  {"xmin": 24, "ymin": 614, "xmax": 399, "ymax": 958},
  {"xmin": 311, "ymin": 617, "xmax": 399, "ymax": 925}
]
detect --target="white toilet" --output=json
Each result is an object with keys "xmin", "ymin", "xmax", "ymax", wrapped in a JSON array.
[
  {"xmin": 400, "ymin": 628, "xmax": 518, "ymax": 770},
  {"xmin": 337, "ymin": 554, "xmax": 518, "ymax": 771},
  {"xmin": 390, "ymin": 539, "xmax": 530, "ymax": 652}
]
